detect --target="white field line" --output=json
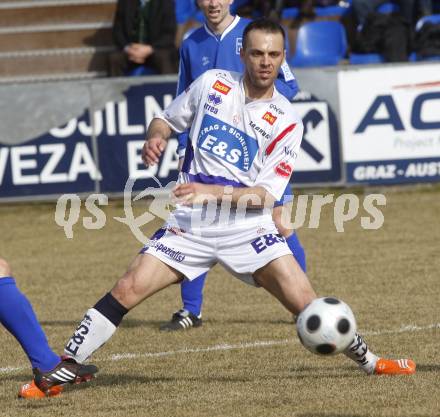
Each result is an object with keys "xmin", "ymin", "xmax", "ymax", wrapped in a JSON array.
[{"xmin": 1, "ymin": 322, "xmax": 439, "ymax": 374}]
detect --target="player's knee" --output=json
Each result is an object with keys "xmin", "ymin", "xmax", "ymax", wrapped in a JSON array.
[
  {"xmin": 111, "ymin": 274, "xmax": 136, "ymax": 308},
  {"xmin": 0, "ymin": 258, "xmax": 12, "ymax": 278},
  {"xmin": 111, "ymin": 268, "xmax": 151, "ymax": 309}
]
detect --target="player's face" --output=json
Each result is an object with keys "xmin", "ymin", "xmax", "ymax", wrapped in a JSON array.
[
  {"xmin": 197, "ymin": 0, "xmax": 233, "ymax": 26},
  {"xmin": 241, "ymin": 29, "xmax": 285, "ymax": 94}
]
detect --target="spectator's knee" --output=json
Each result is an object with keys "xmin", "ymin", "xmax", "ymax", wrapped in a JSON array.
[{"xmin": 0, "ymin": 258, "xmax": 12, "ymax": 278}]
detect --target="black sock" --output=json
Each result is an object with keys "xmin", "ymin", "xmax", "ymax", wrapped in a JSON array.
[{"xmin": 93, "ymin": 292, "xmax": 128, "ymax": 327}]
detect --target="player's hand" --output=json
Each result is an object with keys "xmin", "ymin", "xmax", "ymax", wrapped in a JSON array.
[
  {"xmin": 172, "ymin": 183, "xmax": 219, "ymax": 206},
  {"xmin": 142, "ymin": 136, "xmax": 167, "ymax": 166}
]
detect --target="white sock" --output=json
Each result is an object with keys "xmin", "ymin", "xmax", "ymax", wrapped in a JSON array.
[
  {"xmin": 64, "ymin": 308, "xmax": 116, "ymax": 363},
  {"xmin": 344, "ymin": 333, "xmax": 379, "ymax": 374}
]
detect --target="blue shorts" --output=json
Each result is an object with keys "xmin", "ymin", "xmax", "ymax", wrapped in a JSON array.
[
  {"xmin": 177, "ymin": 132, "xmax": 189, "ymax": 158},
  {"xmin": 275, "ymin": 183, "xmax": 293, "ymax": 207},
  {"xmin": 178, "ymin": 133, "xmax": 293, "ymax": 207}
]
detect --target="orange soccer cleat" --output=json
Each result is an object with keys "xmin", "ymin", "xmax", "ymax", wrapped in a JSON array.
[
  {"xmin": 374, "ymin": 358, "xmax": 416, "ymax": 375},
  {"xmin": 18, "ymin": 380, "xmax": 64, "ymax": 399}
]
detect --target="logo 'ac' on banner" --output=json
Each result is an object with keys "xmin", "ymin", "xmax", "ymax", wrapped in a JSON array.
[{"xmin": 338, "ymin": 64, "xmax": 440, "ymax": 184}]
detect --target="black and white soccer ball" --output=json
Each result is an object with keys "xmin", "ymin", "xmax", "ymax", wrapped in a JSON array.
[{"xmin": 296, "ymin": 297, "xmax": 357, "ymax": 355}]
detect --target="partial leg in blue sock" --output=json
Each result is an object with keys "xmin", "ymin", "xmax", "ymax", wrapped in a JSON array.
[
  {"xmin": 285, "ymin": 232, "xmax": 307, "ymax": 273},
  {"xmin": 181, "ymin": 272, "xmax": 207, "ymax": 317},
  {"xmin": 0, "ymin": 277, "xmax": 60, "ymax": 372}
]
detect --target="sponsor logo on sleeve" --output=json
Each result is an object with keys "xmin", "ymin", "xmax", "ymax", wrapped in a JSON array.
[
  {"xmin": 212, "ymin": 80, "xmax": 231, "ymax": 95},
  {"xmin": 283, "ymin": 146, "xmax": 298, "ymax": 159},
  {"xmin": 262, "ymin": 111, "xmax": 277, "ymax": 125},
  {"xmin": 275, "ymin": 161, "xmax": 292, "ymax": 177}
]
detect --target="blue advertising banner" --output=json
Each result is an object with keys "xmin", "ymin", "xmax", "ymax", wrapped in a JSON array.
[
  {"xmin": 0, "ymin": 111, "xmax": 98, "ymax": 198},
  {"xmin": 347, "ymin": 157, "xmax": 440, "ymax": 185},
  {"xmin": 0, "ymin": 78, "xmax": 344, "ymax": 200},
  {"xmin": 96, "ymin": 82, "xmax": 179, "ymax": 193}
]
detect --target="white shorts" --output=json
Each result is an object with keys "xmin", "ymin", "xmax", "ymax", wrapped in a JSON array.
[{"xmin": 140, "ymin": 221, "xmax": 292, "ymax": 286}]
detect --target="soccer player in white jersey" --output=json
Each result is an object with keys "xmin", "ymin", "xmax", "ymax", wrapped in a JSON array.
[
  {"xmin": 63, "ymin": 19, "xmax": 415, "ymax": 377},
  {"xmin": 161, "ymin": 0, "xmax": 307, "ymax": 332}
]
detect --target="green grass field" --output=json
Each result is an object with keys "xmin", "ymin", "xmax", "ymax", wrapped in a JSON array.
[{"xmin": 0, "ymin": 185, "xmax": 439, "ymax": 417}]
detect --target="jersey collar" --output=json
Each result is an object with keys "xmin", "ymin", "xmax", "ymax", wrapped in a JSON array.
[
  {"xmin": 204, "ymin": 15, "xmax": 241, "ymax": 42},
  {"xmin": 240, "ymin": 76, "xmax": 281, "ymax": 103}
]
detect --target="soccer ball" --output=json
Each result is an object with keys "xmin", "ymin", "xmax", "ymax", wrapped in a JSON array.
[{"xmin": 296, "ymin": 297, "xmax": 357, "ymax": 355}]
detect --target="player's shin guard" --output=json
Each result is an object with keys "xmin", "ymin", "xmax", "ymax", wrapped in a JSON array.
[
  {"xmin": 343, "ymin": 332, "xmax": 378, "ymax": 374},
  {"xmin": 64, "ymin": 293, "xmax": 128, "ymax": 363}
]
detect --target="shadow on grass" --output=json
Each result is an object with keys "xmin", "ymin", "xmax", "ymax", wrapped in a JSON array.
[
  {"xmin": 40, "ymin": 318, "xmax": 163, "ymax": 329},
  {"xmin": 93, "ymin": 373, "xmax": 253, "ymax": 387},
  {"xmin": 412, "ymin": 363, "xmax": 440, "ymax": 373},
  {"xmin": 40, "ymin": 317, "xmax": 295, "ymax": 329}
]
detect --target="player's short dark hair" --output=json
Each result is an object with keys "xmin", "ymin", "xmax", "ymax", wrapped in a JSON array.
[{"xmin": 242, "ymin": 18, "xmax": 286, "ymax": 50}]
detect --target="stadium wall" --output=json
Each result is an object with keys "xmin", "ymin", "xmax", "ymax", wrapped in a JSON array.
[{"xmin": 0, "ymin": 62, "xmax": 439, "ymax": 202}]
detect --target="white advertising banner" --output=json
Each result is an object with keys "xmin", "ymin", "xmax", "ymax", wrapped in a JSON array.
[
  {"xmin": 292, "ymin": 102, "xmax": 332, "ymax": 171},
  {"xmin": 289, "ymin": 100, "xmax": 341, "ymax": 183},
  {"xmin": 338, "ymin": 64, "xmax": 440, "ymax": 184}
]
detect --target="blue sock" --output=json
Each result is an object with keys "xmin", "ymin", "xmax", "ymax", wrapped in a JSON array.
[
  {"xmin": 181, "ymin": 272, "xmax": 207, "ymax": 317},
  {"xmin": 0, "ymin": 277, "xmax": 60, "ymax": 372},
  {"xmin": 286, "ymin": 233, "xmax": 307, "ymax": 273}
]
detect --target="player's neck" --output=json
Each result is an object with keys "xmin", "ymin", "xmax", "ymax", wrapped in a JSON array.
[
  {"xmin": 243, "ymin": 76, "xmax": 274, "ymax": 101},
  {"xmin": 206, "ymin": 14, "xmax": 235, "ymax": 36}
]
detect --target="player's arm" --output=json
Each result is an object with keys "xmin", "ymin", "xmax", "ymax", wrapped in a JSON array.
[
  {"xmin": 254, "ymin": 120, "xmax": 304, "ymax": 200},
  {"xmin": 142, "ymin": 119, "xmax": 172, "ymax": 165},
  {"xmin": 142, "ymin": 71, "xmax": 204, "ymax": 167}
]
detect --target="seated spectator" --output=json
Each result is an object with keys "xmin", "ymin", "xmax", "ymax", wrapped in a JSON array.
[
  {"xmin": 352, "ymin": 0, "xmax": 433, "ymax": 26},
  {"xmin": 109, "ymin": 0, "xmax": 178, "ymax": 76},
  {"xmin": 253, "ymin": 0, "xmax": 318, "ymax": 22}
]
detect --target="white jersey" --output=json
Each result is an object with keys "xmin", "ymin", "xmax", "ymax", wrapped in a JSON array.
[{"xmin": 158, "ymin": 69, "xmax": 304, "ymax": 229}]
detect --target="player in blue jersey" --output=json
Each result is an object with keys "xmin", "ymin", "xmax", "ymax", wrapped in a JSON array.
[
  {"xmin": 160, "ymin": 0, "xmax": 306, "ymax": 331},
  {"xmin": 0, "ymin": 257, "xmax": 98, "ymax": 399}
]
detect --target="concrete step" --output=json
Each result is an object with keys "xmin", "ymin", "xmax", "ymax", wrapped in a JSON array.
[
  {"xmin": 0, "ymin": 23, "xmax": 113, "ymax": 52},
  {"xmin": 0, "ymin": 46, "xmax": 112, "ymax": 77},
  {"xmin": 0, "ymin": 71, "xmax": 106, "ymax": 84}
]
